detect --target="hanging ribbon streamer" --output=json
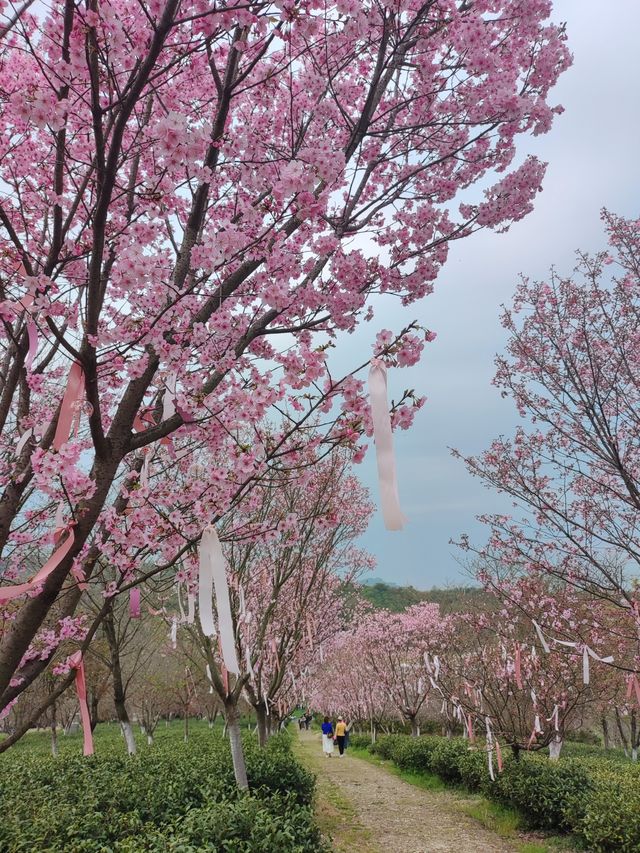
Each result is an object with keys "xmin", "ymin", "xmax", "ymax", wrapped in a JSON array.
[
  {"xmin": 198, "ymin": 530, "xmax": 217, "ymax": 638},
  {"xmin": 532, "ymin": 619, "xmax": 551, "ymax": 653},
  {"xmin": 626, "ymin": 673, "xmax": 640, "ymax": 706},
  {"xmin": 514, "ymin": 643, "xmax": 523, "ymax": 689},
  {"xmin": 466, "ymin": 713, "xmax": 475, "ymax": 743},
  {"xmin": 170, "ymin": 616, "xmax": 178, "ymax": 649},
  {"xmin": 187, "ymin": 591, "xmax": 195, "ymax": 624},
  {"xmin": 129, "ymin": 587, "xmax": 141, "ymax": 619},
  {"xmin": 15, "ymin": 427, "xmax": 33, "ymax": 457},
  {"xmin": 0, "ymin": 525, "xmax": 76, "ymax": 602},
  {"xmin": 161, "ymin": 371, "xmax": 177, "ymax": 422},
  {"xmin": 555, "ymin": 639, "xmax": 614, "ymax": 685},
  {"xmin": 25, "ymin": 320, "xmax": 38, "ymax": 371},
  {"xmin": 199, "ymin": 526, "xmax": 239, "ymax": 674},
  {"xmin": 495, "ymin": 737, "xmax": 503, "ymax": 772},
  {"xmin": 177, "ymin": 583, "xmax": 186, "ymax": 623},
  {"xmin": 547, "ymin": 704, "xmax": 560, "ymax": 732},
  {"xmin": 245, "ymin": 645, "xmax": 254, "ymax": 678},
  {"xmin": 368, "ymin": 358, "xmax": 405, "ymax": 531},
  {"xmin": 53, "ymin": 362, "xmax": 85, "ymax": 451},
  {"xmin": 485, "ymin": 717, "xmax": 495, "ymax": 781},
  {"xmin": 68, "ymin": 651, "xmax": 94, "ymax": 756}
]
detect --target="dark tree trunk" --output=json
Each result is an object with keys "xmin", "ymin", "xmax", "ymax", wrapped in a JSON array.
[
  {"xmin": 103, "ymin": 606, "xmax": 136, "ymax": 754},
  {"xmin": 255, "ymin": 703, "xmax": 268, "ymax": 748}
]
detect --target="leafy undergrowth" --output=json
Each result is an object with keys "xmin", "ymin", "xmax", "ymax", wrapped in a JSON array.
[
  {"xmin": 0, "ymin": 721, "xmax": 328, "ymax": 852},
  {"xmin": 349, "ymin": 733, "xmax": 640, "ymax": 852}
]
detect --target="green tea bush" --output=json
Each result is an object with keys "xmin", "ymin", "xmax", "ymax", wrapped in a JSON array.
[
  {"xmin": 568, "ymin": 767, "xmax": 640, "ymax": 853},
  {"xmin": 430, "ymin": 737, "xmax": 471, "ymax": 784},
  {"xmin": 0, "ymin": 725, "xmax": 324, "ymax": 852},
  {"xmin": 346, "ymin": 733, "xmax": 372, "ymax": 751},
  {"xmin": 495, "ymin": 755, "xmax": 593, "ymax": 832}
]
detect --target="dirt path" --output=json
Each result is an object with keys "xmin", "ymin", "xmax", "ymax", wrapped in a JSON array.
[{"xmin": 296, "ymin": 730, "xmax": 518, "ymax": 853}]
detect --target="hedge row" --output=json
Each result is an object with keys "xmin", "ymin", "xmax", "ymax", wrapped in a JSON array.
[
  {"xmin": 350, "ymin": 734, "xmax": 640, "ymax": 852},
  {"xmin": 0, "ymin": 727, "xmax": 327, "ymax": 852}
]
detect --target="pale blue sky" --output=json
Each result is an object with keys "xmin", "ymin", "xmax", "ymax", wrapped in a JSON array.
[{"xmin": 347, "ymin": 0, "xmax": 640, "ymax": 589}]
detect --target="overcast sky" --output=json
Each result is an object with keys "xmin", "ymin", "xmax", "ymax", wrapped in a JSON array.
[{"xmin": 348, "ymin": 0, "xmax": 640, "ymax": 589}]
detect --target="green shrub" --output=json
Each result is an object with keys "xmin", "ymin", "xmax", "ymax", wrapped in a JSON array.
[
  {"xmin": 568, "ymin": 768, "xmax": 640, "ymax": 852},
  {"xmin": 0, "ymin": 724, "xmax": 323, "ymax": 852},
  {"xmin": 430, "ymin": 738, "xmax": 470, "ymax": 784},
  {"xmin": 456, "ymin": 747, "xmax": 492, "ymax": 793},
  {"xmin": 346, "ymin": 733, "xmax": 372, "ymax": 751},
  {"xmin": 494, "ymin": 755, "xmax": 593, "ymax": 832}
]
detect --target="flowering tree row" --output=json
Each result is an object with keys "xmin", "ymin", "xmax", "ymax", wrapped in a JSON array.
[{"xmin": 0, "ymin": 0, "xmax": 569, "ymax": 722}]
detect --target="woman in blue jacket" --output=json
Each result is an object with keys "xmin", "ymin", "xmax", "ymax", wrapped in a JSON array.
[{"xmin": 321, "ymin": 716, "xmax": 334, "ymax": 757}]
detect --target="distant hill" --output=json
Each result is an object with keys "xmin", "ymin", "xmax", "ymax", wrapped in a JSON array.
[{"xmin": 357, "ymin": 581, "xmax": 491, "ymax": 614}]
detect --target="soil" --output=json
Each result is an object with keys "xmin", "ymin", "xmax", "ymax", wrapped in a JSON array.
[{"xmin": 297, "ymin": 730, "xmax": 518, "ymax": 853}]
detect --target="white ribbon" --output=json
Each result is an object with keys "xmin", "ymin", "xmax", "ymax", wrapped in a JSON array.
[
  {"xmin": 368, "ymin": 359, "xmax": 405, "ymax": 530},
  {"xmin": 555, "ymin": 640, "xmax": 614, "ymax": 685},
  {"xmin": 546, "ymin": 704, "xmax": 560, "ymax": 732},
  {"xmin": 532, "ymin": 619, "xmax": 551, "ymax": 653},
  {"xmin": 15, "ymin": 428, "xmax": 33, "ymax": 456},
  {"xmin": 187, "ymin": 591, "xmax": 195, "ymax": 624},
  {"xmin": 170, "ymin": 617, "xmax": 178, "ymax": 649},
  {"xmin": 200, "ymin": 526, "xmax": 240, "ymax": 674},
  {"xmin": 245, "ymin": 645, "xmax": 254, "ymax": 678},
  {"xmin": 198, "ymin": 532, "xmax": 217, "ymax": 638},
  {"xmin": 162, "ymin": 371, "xmax": 177, "ymax": 422}
]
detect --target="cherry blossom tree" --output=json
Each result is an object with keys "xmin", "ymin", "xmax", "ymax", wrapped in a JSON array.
[
  {"xmin": 0, "ymin": 0, "xmax": 569, "ymax": 722},
  {"xmin": 316, "ymin": 602, "xmax": 451, "ymax": 736},
  {"xmin": 184, "ymin": 452, "xmax": 373, "ymax": 785},
  {"xmin": 456, "ymin": 212, "xmax": 640, "ymax": 742},
  {"xmin": 438, "ymin": 579, "xmax": 616, "ymax": 760}
]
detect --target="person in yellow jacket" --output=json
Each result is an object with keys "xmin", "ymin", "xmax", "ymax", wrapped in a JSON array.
[{"xmin": 334, "ymin": 717, "xmax": 347, "ymax": 757}]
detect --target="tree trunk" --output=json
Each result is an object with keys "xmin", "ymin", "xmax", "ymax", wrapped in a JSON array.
[
  {"xmin": 615, "ymin": 706, "xmax": 630, "ymax": 757},
  {"xmin": 548, "ymin": 733, "xmax": 563, "ymax": 761},
  {"xmin": 103, "ymin": 607, "xmax": 136, "ymax": 755},
  {"xmin": 410, "ymin": 717, "xmax": 419, "ymax": 737},
  {"xmin": 511, "ymin": 743, "xmax": 521, "ymax": 761},
  {"xmin": 50, "ymin": 722, "xmax": 58, "ymax": 757},
  {"xmin": 147, "ymin": 733, "xmax": 153, "ymax": 746},
  {"xmin": 226, "ymin": 701, "xmax": 249, "ymax": 790},
  {"xmin": 184, "ymin": 712, "xmax": 189, "ymax": 742},
  {"xmin": 631, "ymin": 709, "xmax": 638, "ymax": 762},
  {"xmin": 602, "ymin": 715, "xmax": 610, "ymax": 751},
  {"xmin": 255, "ymin": 703, "xmax": 268, "ymax": 748}
]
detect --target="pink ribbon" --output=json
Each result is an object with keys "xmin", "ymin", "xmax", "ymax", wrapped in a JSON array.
[
  {"xmin": 129, "ymin": 587, "xmax": 141, "ymax": 618},
  {"xmin": 0, "ymin": 525, "xmax": 75, "ymax": 602},
  {"xmin": 514, "ymin": 643, "xmax": 523, "ymax": 689},
  {"xmin": 25, "ymin": 320, "xmax": 38, "ymax": 371},
  {"xmin": 368, "ymin": 359, "xmax": 405, "ymax": 530},
  {"xmin": 53, "ymin": 362, "xmax": 85, "ymax": 451},
  {"xmin": 466, "ymin": 712, "xmax": 475, "ymax": 742},
  {"xmin": 68, "ymin": 651, "xmax": 94, "ymax": 756},
  {"xmin": 626, "ymin": 674, "xmax": 640, "ymax": 706}
]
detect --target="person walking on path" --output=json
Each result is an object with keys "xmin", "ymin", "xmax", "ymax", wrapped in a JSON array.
[
  {"xmin": 335, "ymin": 716, "xmax": 347, "ymax": 757},
  {"xmin": 344, "ymin": 719, "xmax": 352, "ymax": 750},
  {"xmin": 321, "ymin": 716, "xmax": 334, "ymax": 757}
]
